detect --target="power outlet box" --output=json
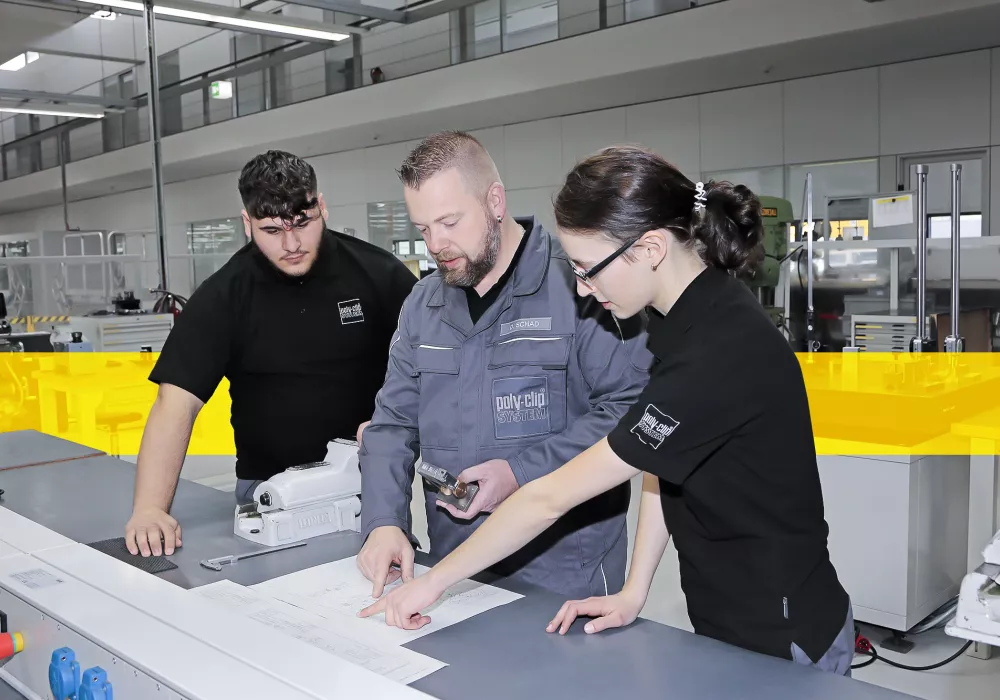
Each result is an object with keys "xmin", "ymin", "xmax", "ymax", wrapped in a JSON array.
[
  {"xmin": 966, "ymin": 641, "xmax": 995, "ymax": 660},
  {"xmin": 0, "ymin": 587, "xmax": 186, "ymax": 699}
]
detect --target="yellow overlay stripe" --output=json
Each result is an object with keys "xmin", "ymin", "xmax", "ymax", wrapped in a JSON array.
[{"xmin": 0, "ymin": 352, "xmax": 998, "ymax": 456}]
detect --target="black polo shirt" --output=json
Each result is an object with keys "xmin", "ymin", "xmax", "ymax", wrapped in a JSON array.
[
  {"xmin": 464, "ymin": 219, "xmax": 530, "ymax": 324},
  {"xmin": 149, "ymin": 229, "xmax": 417, "ymax": 481},
  {"xmin": 607, "ymin": 265, "xmax": 849, "ymax": 664}
]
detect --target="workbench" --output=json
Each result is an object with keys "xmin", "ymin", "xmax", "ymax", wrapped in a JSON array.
[
  {"xmin": 0, "ymin": 430, "xmax": 102, "ymax": 472},
  {"xmin": 0, "ymin": 431, "xmax": 920, "ymax": 700}
]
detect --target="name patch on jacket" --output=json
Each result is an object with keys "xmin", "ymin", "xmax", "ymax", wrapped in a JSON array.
[
  {"xmin": 499, "ymin": 317, "xmax": 551, "ymax": 336},
  {"xmin": 492, "ymin": 376, "xmax": 550, "ymax": 439},
  {"xmin": 631, "ymin": 404, "xmax": 679, "ymax": 450},
  {"xmin": 338, "ymin": 299, "xmax": 364, "ymax": 325}
]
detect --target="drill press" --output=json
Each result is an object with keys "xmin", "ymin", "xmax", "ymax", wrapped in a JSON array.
[{"xmin": 742, "ymin": 196, "xmax": 793, "ymax": 330}]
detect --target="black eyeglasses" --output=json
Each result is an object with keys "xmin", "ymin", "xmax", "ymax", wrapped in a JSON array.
[{"xmin": 568, "ymin": 238, "xmax": 637, "ymax": 285}]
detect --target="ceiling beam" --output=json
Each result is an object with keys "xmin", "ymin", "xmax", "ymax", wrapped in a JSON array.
[
  {"xmin": 280, "ymin": 0, "xmax": 405, "ymax": 23},
  {"xmin": 25, "ymin": 47, "xmax": 144, "ymax": 65},
  {"xmin": 32, "ymin": 0, "xmax": 365, "ymax": 40},
  {"xmin": 0, "ymin": 100, "xmax": 106, "ymax": 118},
  {"xmin": 0, "ymin": 88, "xmax": 133, "ymax": 109},
  {"xmin": 403, "ymin": 0, "xmax": 471, "ymax": 23}
]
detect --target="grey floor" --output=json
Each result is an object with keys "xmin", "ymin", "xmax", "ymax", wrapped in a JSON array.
[{"xmin": 123, "ymin": 454, "xmax": 999, "ymax": 700}]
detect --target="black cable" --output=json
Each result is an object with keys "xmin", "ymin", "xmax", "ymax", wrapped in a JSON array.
[
  {"xmin": 852, "ymin": 640, "xmax": 973, "ymax": 672},
  {"xmin": 776, "ymin": 245, "xmax": 804, "ymax": 265},
  {"xmin": 852, "ymin": 653, "xmax": 878, "ymax": 670}
]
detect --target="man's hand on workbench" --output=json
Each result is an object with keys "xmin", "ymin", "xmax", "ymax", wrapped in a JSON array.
[
  {"xmin": 546, "ymin": 589, "xmax": 644, "ymax": 636},
  {"xmin": 358, "ymin": 526, "xmax": 415, "ymax": 597},
  {"xmin": 125, "ymin": 507, "xmax": 182, "ymax": 557},
  {"xmin": 436, "ymin": 459, "xmax": 518, "ymax": 520},
  {"xmin": 357, "ymin": 572, "xmax": 443, "ymax": 630}
]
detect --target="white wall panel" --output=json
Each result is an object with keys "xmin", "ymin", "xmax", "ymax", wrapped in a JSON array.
[
  {"xmin": 287, "ymin": 53, "xmax": 328, "ymax": 104},
  {"xmin": 179, "ymin": 32, "xmax": 231, "ymax": 81},
  {"xmin": 314, "ymin": 148, "xmax": 368, "ymax": 206},
  {"xmin": 327, "ymin": 203, "xmax": 370, "ymax": 241},
  {"xmin": 880, "ymin": 51, "xmax": 992, "ymax": 155},
  {"xmin": 469, "ymin": 126, "xmax": 507, "ymax": 181},
  {"xmin": 43, "ymin": 55, "xmax": 103, "ymax": 93},
  {"xmin": 504, "ymin": 118, "xmax": 564, "ymax": 189},
  {"xmin": 784, "ymin": 69, "xmax": 879, "ymax": 164},
  {"xmin": 625, "ymin": 96, "xmax": 701, "ymax": 177},
  {"xmin": 364, "ymin": 140, "xmax": 418, "ymax": 202},
  {"xmin": 397, "ymin": 15, "xmax": 452, "ymax": 79},
  {"xmin": 699, "ymin": 83, "xmax": 783, "ymax": 171},
  {"xmin": 166, "ymin": 172, "xmax": 244, "ymax": 228},
  {"xmin": 558, "ymin": 0, "xmax": 601, "ymax": 38},
  {"xmin": 505, "ymin": 186, "xmax": 558, "ymax": 234},
  {"xmin": 560, "ymin": 107, "xmax": 626, "ymax": 172},
  {"xmin": 703, "ymin": 166, "xmax": 785, "ymax": 199},
  {"xmin": 99, "ymin": 16, "xmax": 141, "ymax": 65}
]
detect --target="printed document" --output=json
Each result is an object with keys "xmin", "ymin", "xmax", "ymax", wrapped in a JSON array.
[
  {"xmin": 252, "ymin": 555, "xmax": 524, "ymax": 644},
  {"xmin": 192, "ymin": 579, "xmax": 445, "ymax": 684}
]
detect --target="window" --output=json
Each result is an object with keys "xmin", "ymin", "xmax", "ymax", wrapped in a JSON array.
[
  {"xmin": 186, "ymin": 218, "xmax": 244, "ymax": 290},
  {"xmin": 367, "ymin": 201, "xmax": 420, "ymax": 255},
  {"xmin": 787, "ymin": 159, "xmax": 879, "ymax": 228},
  {"xmin": 900, "ymin": 151, "xmax": 989, "ymax": 238},
  {"xmin": 473, "ymin": 0, "xmax": 502, "ymax": 57},
  {"xmin": 929, "ymin": 214, "xmax": 983, "ymax": 239},
  {"xmin": 393, "ymin": 240, "xmax": 428, "ymax": 257},
  {"xmin": 503, "ymin": 0, "xmax": 558, "ymax": 51}
]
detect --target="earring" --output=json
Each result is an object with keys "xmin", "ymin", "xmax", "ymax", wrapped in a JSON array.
[{"xmin": 497, "ymin": 215, "xmax": 502, "ymax": 223}]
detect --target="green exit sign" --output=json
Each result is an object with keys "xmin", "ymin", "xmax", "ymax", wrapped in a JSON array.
[{"xmin": 210, "ymin": 81, "xmax": 233, "ymax": 99}]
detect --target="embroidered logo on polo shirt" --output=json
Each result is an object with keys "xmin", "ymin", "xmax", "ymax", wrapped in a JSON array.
[
  {"xmin": 631, "ymin": 404, "xmax": 679, "ymax": 450},
  {"xmin": 338, "ymin": 299, "xmax": 364, "ymax": 325}
]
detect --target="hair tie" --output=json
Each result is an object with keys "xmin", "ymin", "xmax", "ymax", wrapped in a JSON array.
[{"xmin": 693, "ymin": 182, "xmax": 708, "ymax": 212}]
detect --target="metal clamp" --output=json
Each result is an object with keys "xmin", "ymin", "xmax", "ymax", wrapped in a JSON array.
[
  {"xmin": 944, "ymin": 163, "xmax": 965, "ymax": 353},
  {"xmin": 199, "ymin": 541, "xmax": 306, "ymax": 571},
  {"xmin": 910, "ymin": 165, "xmax": 933, "ymax": 353}
]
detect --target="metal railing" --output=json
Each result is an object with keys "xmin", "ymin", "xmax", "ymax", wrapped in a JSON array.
[{"xmin": 0, "ymin": 0, "xmax": 726, "ymax": 182}]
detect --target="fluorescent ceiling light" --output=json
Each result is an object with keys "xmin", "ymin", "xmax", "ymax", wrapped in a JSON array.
[
  {"xmin": 75, "ymin": 0, "xmax": 350, "ymax": 41},
  {"xmin": 0, "ymin": 105, "xmax": 104, "ymax": 119},
  {"xmin": 0, "ymin": 52, "xmax": 40, "ymax": 72}
]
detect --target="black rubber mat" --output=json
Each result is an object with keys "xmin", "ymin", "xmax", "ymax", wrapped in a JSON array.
[{"xmin": 87, "ymin": 537, "xmax": 178, "ymax": 574}]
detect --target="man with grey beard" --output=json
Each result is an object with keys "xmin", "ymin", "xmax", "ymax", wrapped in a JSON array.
[{"xmin": 356, "ymin": 131, "xmax": 653, "ymax": 601}]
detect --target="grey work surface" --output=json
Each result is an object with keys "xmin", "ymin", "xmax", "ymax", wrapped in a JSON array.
[
  {"xmin": 0, "ymin": 454, "xmax": 362, "ymax": 588},
  {"xmin": 0, "ymin": 430, "xmax": 103, "ymax": 471},
  {"xmin": 1, "ymin": 449, "xmax": 921, "ymax": 700}
]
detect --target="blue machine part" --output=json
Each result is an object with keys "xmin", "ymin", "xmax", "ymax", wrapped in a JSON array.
[
  {"xmin": 49, "ymin": 647, "xmax": 81, "ymax": 700},
  {"xmin": 79, "ymin": 666, "xmax": 114, "ymax": 700}
]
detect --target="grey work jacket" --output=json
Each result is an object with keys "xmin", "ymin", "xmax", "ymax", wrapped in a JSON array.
[{"xmin": 359, "ymin": 218, "xmax": 653, "ymax": 599}]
